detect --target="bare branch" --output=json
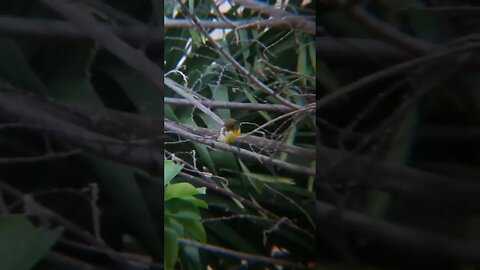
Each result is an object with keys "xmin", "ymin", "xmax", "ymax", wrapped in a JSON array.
[
  {"xmin": 165, "ymin": 121, "xmax": 315, "ymax": 176},
  {"xmin": 230, "ymin": 0, "xmax": 315, "ymax": 35},
  {"xmin": 327, "ymin": 0, "xmax": 436, "ymax": 54},
  {"xmin": 44, "ymin": 251, "xmax": 95, "ymax": 270},
  {"xmin": 0, "ymin": 15, "xmax": 160, "ymax": 45},
  {"xmin": 176, "ymin": 1, "xmax": 301, "ymax": 110},
  {"xmin": 317, "ymin": 201, "xmax": 480, "ymax": 263},
  {"xmin": 316, "ymin": 44, "xmax": 473, "ymax": 109},
  {"xmin": 410, "ymin": 6, "xmax": 480, "ymax": 13},
  {"xmin": 178, "ymin": 237, "xmax": 306, "ymax": 269},
  {"xmin": 0, "ymin": 149, "xmax": 81, "ymax": 164},
  {"xmin": 165, "ymin": 97, "xmax": 293, "ymax": 112},
  {"xmin": 317, "ymin": 37, "xmax": 410, "ymax": 63},
  {"xmin": 40, "ymin": 0, "xmax": 165, "ymax": 87},
  {"xmin": 166, "ymin": 17, "xmax": 312, "ymax": 33},
  {"xmin": 77, "ymin": 0, "xmax": 143, "ymax": 25},
  {"xmin": 0, "ymin": 180, "xmax": 136, "ymax": 270},
  {"xmin": 164, "ymin": 77, "xmax": 223, "ymax": 126},
  {"xmin": 317, "ymin": 145, "xmax": 480, "ymax": 211}
]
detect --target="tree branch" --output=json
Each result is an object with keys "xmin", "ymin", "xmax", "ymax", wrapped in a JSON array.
[
  {"xmin": 317, "ymin": 145, "xmax": 480, "ymax": 211},
  {"xmin": 0, "ymin": 15, "xmax": 316, "ymax": 45},
  {"xmin": 166, "ymin": 17, "xmax": 313, "ymax": 33},
  {"xmin": 165, "ymin": 120, "xmax": 315, "ymax": 176},
  {"xmin": 40, "ymin": 0, "xmax": 165, "ymax": 87},
  {"xmin": 165, "ymin": 97, "xmax": 293, "ymax": 112},
  {"xmin": 2, "ymin": 87, "xmax": 479, "ymax": 209},
  {"xmin": 178, "ymin": 237, "xmax": 306, "ymax": 269},
  {"xmin": 230, "ymin": 0, "xmax": 315, "ymax": 35},
  {"xmin": 169, "ymin": 119, "xmax": 315, "ymax": 160},
  {"xmin": 0, "ymin": 88, "xmax": 162, "ymax": 175},
  {"xmin": 0, "ymin": 149, "xmax": 82, "ymax": 164},
  {"xmin": 176, "ymin": 1, "xmax": 301, "ymax": 110},
  {"xmin": 327, "ymin": 0, "xmax": 436, "ymax": 55},
  {"xmin": 164, "ymin": 77, "xmax": 223, "ymax": 126},
  {"xmin": 316, "ymin": 43, "xmax": 472, "ymax": 109},
  {"xmin": 0, "ymin": 180, "xmax": 136, "ymax": 270},
  {"xmin": 317, "ymin": 201, "xmax": 480, "ymax": 263},
  {"xmin": 0, "ymin": 15, "xmax": 159, "ymax": 45},
  {"xmin": 317, "ymin": 37, "xmax": 410, "ymax": 63}
]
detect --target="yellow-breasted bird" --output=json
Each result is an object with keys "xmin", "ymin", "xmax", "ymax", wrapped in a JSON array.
[{"xmin": 217, "ymin": 118, "xmax": 241, "ymax": 144}]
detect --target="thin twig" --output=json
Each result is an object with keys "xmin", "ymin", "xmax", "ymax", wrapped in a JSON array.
[
  {"xmin": 211, "ymin": 0, "xmax": 240, "ymax": 44},
  {"xmin": 0, "ymin": 89, "xmax": 162, "ymax": 175},
  {"xmin": 316, "ymin": 44, "xmax": 473, "ymax": 110},
  {"xmin": 349, "ymin": 49, "xmax": 470, "ymax": 156},
  {"xmin": 168, "ymin": 152, "xmax": 314, "ymax": 237},
  {"xmin": 328, "ymin": 0, "xmax": 436, "ymax": 54},
  {"xmin": 165, "ymin": 97, "xmax": 293, "ymax": 112},
  {"xmin": 316, "ymin": 36, "xmax": 410, "ymax": 63},
  {"xmin": 409, "ymin": 6, "xmax": 480, "ymax": 13},
  {"xmin": 241, "ymin": 103, "xmax": 314, "ymax": 138},
  {"xmin": 164, "ymin": 77, "xmax": 223, "ymax": 126},
  {"xmin": 338, "ymin": 78, "xmax": 408, "ymax": 148},
  {"xmin": 264, "ymin": 184, "xmax": 315, "ymax": 229},
  {"xmin": 176, "ymin": 1, "xmax": 301, "ymax": 110},
  {"xmin": 230, "ymin": 0, "xmax": 315, "ymax": 35},
  {"xmin": 44, "ymin": 251, "xmax": 96, "ymax": 270},
  {"xmin": 178, "ymin": 237, "xmax": 306, "ymax": 269},
  {"xmin": 165, "ymin": 121, "xmax": 315, "ymax": 176},
  {"xmin": 40, "ymin": 0, "xmax": 165, "ymax": 89},
  {"xmin": 317, "ymin": 143, "xmax": 480, "ymax": 211},
  {"xmin": 0, "ymin": 180, "xmax": 135, "ymax": 270},
  {"xmin": 166, "ymin": 122, "xmax": 315, "ymax": 159},
  {"xmin": 0, "ymin": 15, "xmax": 160, "ymax": 44},
  {"xmin": 178, "ymin": 171, "xmax": 279, "ymax": 220},
  {"xmin": 317, "ymin": 201, "xmax": 480, "ymax": 263},
  {"xmin": 202, "ymin": 214, "xmax": 315, "ymax": 241},
  {"xmin": 58, "ymin": 239, "xmax": 163, "ymax": 270},
  {"xmin": 0, "ymin": 149, "xmax": 82, "ymax": 164},
  {"xmin": 77, "ymin": 0, "xmax": 143, "ymax": 25},
  {"xmin": 166, "ymin": 16, "xmax": 314, "ymax": 34},
  {"xmin": 0, "ymin": 15, "xmax": 313, "ymax": 44}
]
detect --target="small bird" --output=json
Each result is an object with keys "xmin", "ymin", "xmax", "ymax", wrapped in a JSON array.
[{"xmin": 217, "ymin": 118, "xmax": 241, "ymax": 144}]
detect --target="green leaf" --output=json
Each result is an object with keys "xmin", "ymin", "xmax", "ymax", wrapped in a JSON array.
[
  {"xmin": 205, "ymin": 221, "xmax": 261, "ymax": 254},
  {"xmin": 101, "ymin": 66, "xmax": 163, "ymax": 116},
  {"xmin": 42, "ymin": 44, "xmax": 102, "ymax": 104},
  {"xmin": 211, "ymin": 85, "xmax": 230, "ymax": 119},
  {"xmin": 181, "ymin": 116, "xmax": 217, "ymax": 174},
  {"xmin": 164, "ymin": 160, "xmax": 184, "ymax": 186},
  {"xmin": 182, "ymin": 219, "xmax": 207, "ymax": 243},
  {"xmin": 165, "ymin": 182, "xmax": 203, "ymax": 200},
  {"xmin": 47, "ymin": 76, "xmax": 103, "ymax": 105},
  {"xmin": 87, "ymin": 155, "xmax": 163, "ymax": 260},
  {"xmin": 0, "ymin": 39, "xmax": 48, "ymax": 95},
  {"xmin": 238, "ymin": 159, "xmax": 263, "ymax": 193},
  {"xmin": 188, "ymin": 28, "xmax": 204, "ymax": 45},
  {"xmin": 244, "ymin": 90, "xmax": 272, "ymax": 121},
  {"xmin": 238, "ymin": 29, "xmax": 250, "ymax": 64},
  {"xmin": 296, "ymin": 39, "xmax": 308, "ymax": 86},
  {"xmin": 245, "ymin": 172, "xmax": 295, "ymax": 185},
  {"xmin": 308, "ymin": 39, "xmax": 316, "ymax": 72},
  {"xmin": 164, "ymin": 227, "xmax": 179, "ymax": 270},
  {"xmin": 179, "ymin": 245, "xmax": 202, "ymax": 270},
  {"xmin": 166, "ymin": 200, "xmax": 206, "ymax": 243},
  {"xmin": 165, "ymin": 104, "xmax": 180, "ymax": 121},
  {"xmin": 183, "ymin": 196, "xmax": 209, "ymax": 209},
  {"xmin": 0, "ymin": 215, "xmax": 62, "ymax": 270},
  {"xmin": 164, "ymin": 28, "xmax": 189, "ymax": 71}
]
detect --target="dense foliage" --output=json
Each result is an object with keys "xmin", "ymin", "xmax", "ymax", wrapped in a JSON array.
[
  {"xmin": 164, "ymin": 0, "xmax": 316, "ymax": 269},
  {"xmin": 318, "ymin": 0, "xmax": 480, "ymax": 269},
  {"xmin": 0, "ymin": 0, "xmax": 315, "ymax": 269}
]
